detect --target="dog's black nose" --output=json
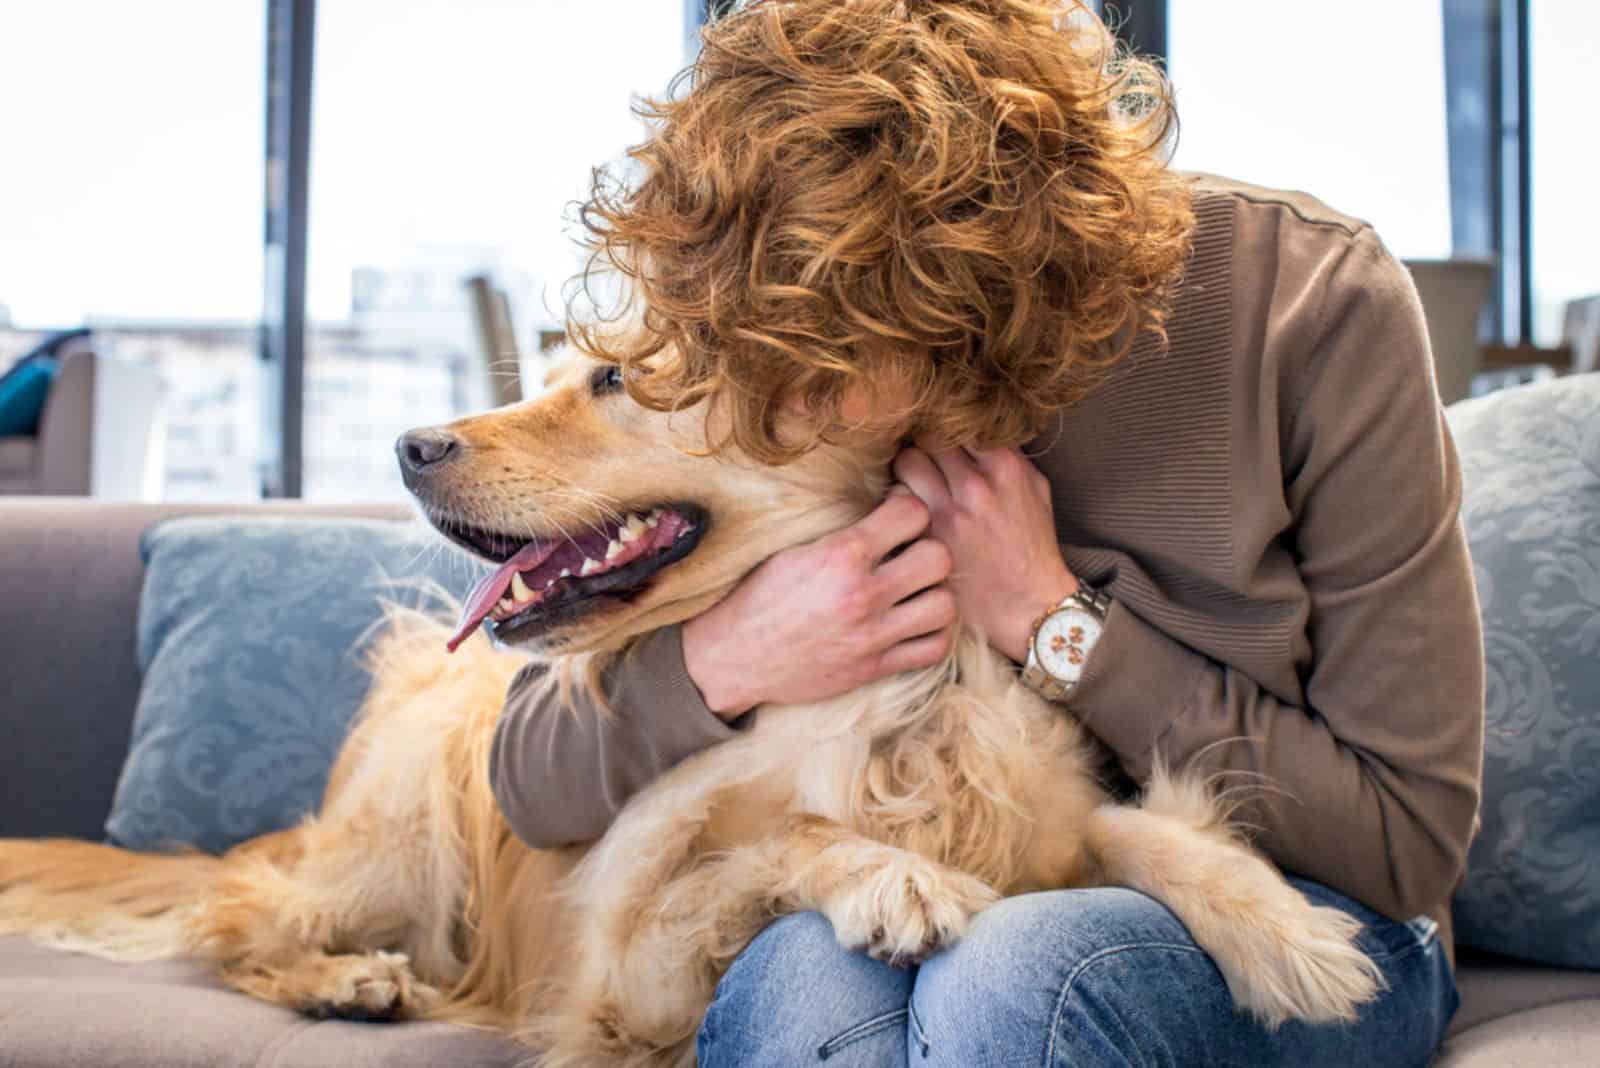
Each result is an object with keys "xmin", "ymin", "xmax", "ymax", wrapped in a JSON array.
[{"xmin": 396, "ymin": 428, "xmax": 460, "ymax": 479}]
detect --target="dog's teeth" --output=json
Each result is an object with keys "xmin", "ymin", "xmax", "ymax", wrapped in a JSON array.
[
  {"xmin": 543, "ymin": 575, "xmax": 558, "ymax": 589},
  {"xmin": 625, "ymin": 515, "xmax": 648, "ymax": 540},
  {"xmin": 497, "ymin": 596, "xmax": 515, "ymax": 614},
  {"xmin": 618, "ymin": 525, "xmax": 637, "ymax": 545},
  {"xmin": 645, "ymin": 513, "xmax": 659, "ymax": 529},
  {"xmin": 605, "ymin": 539, "xmax": 624, "ymax": 560},
  {"xmin": 580, "ymin": 558, "xmax": 601, "ymax": 576},
  {"xmin": 510, "ymin": 572, "xmax": 533, "ymax": 602},
  {"xmin": 559, "ymin": 568, "xmax": 571, "ymax": 578}
]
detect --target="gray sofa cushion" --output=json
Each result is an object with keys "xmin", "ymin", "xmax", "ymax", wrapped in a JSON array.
[
  {"xmin": 1434, "ymin": 999, "xmax": 1600, "ymax": 1066},
  {"xmin": 1445, "ymin": 373, "xmax": 1600, "ymax": 969},
  {"xmin": 0, "ymin": 936, "xmax": 522, "ymax": 1068},
  {"xmin": 1448, "ymin": 949, "xmax": 1600, "ymax": 1036}
]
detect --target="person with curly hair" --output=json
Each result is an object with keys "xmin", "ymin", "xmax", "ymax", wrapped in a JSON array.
[{"xmin": 492, "ymin": 1, "xmax": 1481, "ymax": 1063}]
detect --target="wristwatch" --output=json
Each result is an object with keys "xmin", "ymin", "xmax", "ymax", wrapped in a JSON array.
[{"xmin": 1021, "ymin": 583, "xmax": 1112, "ymax": 701}]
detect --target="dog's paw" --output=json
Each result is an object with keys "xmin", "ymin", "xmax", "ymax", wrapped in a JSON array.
[
  {"xmin": 301, "ymin": 950, "xmax": 441, "ymax": 1022},
  {"xmin": 1223, "ymin": 903, "xmax": 1387, "ymax": 1028},
  {"xmin": 825, "ymin": 856, "xmax": 999, "ymax": 967}
]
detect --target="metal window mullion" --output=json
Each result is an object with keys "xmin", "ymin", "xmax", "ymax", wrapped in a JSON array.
[
  {"xmin": 1508, "ymin": 0, "xmax": 1532, "ymax": 343},
  {"xmin": 1113, "ymin": 1, "xmax": 1169, "ymax": 63},
  {"xmin": 262, "ymin": 0, "xmax": 314, "ymax": 498}
]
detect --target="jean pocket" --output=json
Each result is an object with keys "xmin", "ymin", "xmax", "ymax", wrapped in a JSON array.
[
  {"xmin": 1356, "ymin": 912, "xmax": 1441, "ymax": 963},
  {"xmin": 818, "ymin": 1007, "xmax": 909, "ymax": 1060}
]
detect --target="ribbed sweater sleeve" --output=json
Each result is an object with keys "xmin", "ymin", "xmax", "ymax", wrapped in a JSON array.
[
  {"xmin": 1065, "ymin": 229, "xmax": 1484, "ymax": 921},
  {"xmin": 489, "ymin": 624, "xmax": 738, "ymax": 848}
]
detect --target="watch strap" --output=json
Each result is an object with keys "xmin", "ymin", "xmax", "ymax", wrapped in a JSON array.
[{"xmin": 1021, "ymin": 661, "xmax": 1073, "ymax": 701}]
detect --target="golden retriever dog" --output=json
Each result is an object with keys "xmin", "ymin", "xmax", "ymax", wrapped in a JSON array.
[
  {"xmin": 3, "ymin": 2, "xmax": 1385, "ymax": 1063},
  {"xmin": 0, "ymin": 351, "xmax": 1379, "ymax": 1066}
]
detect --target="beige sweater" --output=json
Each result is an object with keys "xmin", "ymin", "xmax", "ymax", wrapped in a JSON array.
[{"xmin": 488, "ymin": 174, "xmax": 1486, "ymax": 947}]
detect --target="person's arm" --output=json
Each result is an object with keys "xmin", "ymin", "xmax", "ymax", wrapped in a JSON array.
[
  {"xmin": 490, "ymin": 491, "xmax": 958, "ymax": 849},
  {"xmin": 489, "ymin": 625, "xmax": 737, "ymax": 848},
  {"xmin": 1066, "ymin": 230, "xmax": 1484, "ymax": 921}
]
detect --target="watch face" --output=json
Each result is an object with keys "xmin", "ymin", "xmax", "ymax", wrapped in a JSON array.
[{"xmin": 1034, "ymin": 607, "xmax": 1103, "ymax": 683}]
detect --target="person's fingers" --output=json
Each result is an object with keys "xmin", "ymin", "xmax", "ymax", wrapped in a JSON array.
[
  {"xmin": 874, "ymin": 623, "xmax": 959, "ymax": 676},
  {"xmin": 872, "ymin": 537, "xmax": 953, "ymax": 603},
  {"xmin": 968, "ymin": 445, "xmax": 1020, "ymax": 474},
  {"xmin": 892, "ymin": 448, "xmax": 952, "ymax": 512},
  {"xmin": 875, "ymin": 586, "xmax": 958, "ymax": 647},
  {"xmin": 922, "ymin": 443, "xmax": 984, "ymax": 499},
  {"xmin": 846, "ymin": 487, "xmax": 932, "ymax": 562},
  {"xmin": 970, "ymin": 446, "xmax": 1047, "ymax": 494}
]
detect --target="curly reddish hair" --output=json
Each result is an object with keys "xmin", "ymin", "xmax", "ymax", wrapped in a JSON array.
[{"xmin": 573, "ymin": 0, "xmax": 1193, "ymax": 463}]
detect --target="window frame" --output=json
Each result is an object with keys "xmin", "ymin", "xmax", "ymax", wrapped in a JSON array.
[{"xmin": 258, "ymin": 0, "xmax": 1538, "ymax": 497}]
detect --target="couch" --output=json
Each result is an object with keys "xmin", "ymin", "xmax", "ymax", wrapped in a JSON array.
[
  {"xmin": 2, "ymin": 499, "xmax": 1597, "ymax": 1066},
  {"xmin": 0, "ymin": 349, "xmax": 166, "ymax": 499}
]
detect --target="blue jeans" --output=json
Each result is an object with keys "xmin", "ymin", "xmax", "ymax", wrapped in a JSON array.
[{"xmin": 697, "ymin": 878, "xmax": 1458, "ymax": 1067}]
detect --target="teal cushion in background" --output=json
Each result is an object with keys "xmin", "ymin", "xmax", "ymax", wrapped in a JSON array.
[
  {"xmin": 1447, "ymin": 373, "xmax": 1600, "ymax": 969},
  {"xmin": 107, "ymin": 517, "xmax": 488, "ymax": 854},
  {"xmin": 0, "ymin": 356, "xmax": 59, "ymax": 436}
]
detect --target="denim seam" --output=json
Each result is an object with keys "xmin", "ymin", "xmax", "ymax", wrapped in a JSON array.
[
  {"xmin": 908, "ymin": 996, "xmax": 932, "ymax": 1058},
  {"xmin": 1363, "ymin": 939, "xmax": 1429, "ymax": 967},
  {"xmin": 818, "ymin": 1007, "xmax": 909, "ymax": 1060},
  {"xmin": 1043, "ymin": 941, "xmax": 1208, "ymax": 1068}
]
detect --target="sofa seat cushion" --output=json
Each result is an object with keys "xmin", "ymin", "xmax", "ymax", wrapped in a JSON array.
[
  {"xmin": 1447, "ymin": 949, "xmax": 1600, "ymax": 1037},
  {"xmin": 1433, "ymin": 1000, "xmax": 1600, "ymax": 1066},
  {"xmin": 0, "ymin": 936, "xmax": 523, "ymax": 1068}
]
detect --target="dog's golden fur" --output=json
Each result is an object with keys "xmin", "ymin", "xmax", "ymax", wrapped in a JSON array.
[{"xmin": 1, "ymin": 353, "xmax": 1381, "ymax": 1065}]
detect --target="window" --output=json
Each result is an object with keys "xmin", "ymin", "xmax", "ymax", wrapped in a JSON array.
[
  {"xmin": 0, "ymin": 1, "xmax": 265, "ymax": 500},
  {"xmin": 1166, "ymin": 1, "xmax": 1453, "ymax": 260},
  {"xmin": 302, "ymin": 0, "xmax": 687, "ymax": 500},
  {"xmin": 1530, "ymin": 1, "xmax": 1600, "ymax": 347}
]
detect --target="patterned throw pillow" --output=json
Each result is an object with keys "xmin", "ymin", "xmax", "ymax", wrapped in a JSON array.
[
  {"xmin": 1448, "ymin": 373, "xmax": 1600, "ymax": 968},
  {"xmin": 107, "ymin": 517, "xmax": 487, "ymax": 854}
]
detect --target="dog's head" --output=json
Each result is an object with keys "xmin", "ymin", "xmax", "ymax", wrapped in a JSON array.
[{"xmin": 399, "ymin": 352, "xmax": 895, "ymax": 655}]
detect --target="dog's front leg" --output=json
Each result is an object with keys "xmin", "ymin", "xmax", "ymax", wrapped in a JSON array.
[
  {"xmin": 544, "ymin": 814, "xmax": 999, "ymax": 1068},
  {"xmin": 766, "ymin": 814, "xmax": 1003, "ymax": 965}
]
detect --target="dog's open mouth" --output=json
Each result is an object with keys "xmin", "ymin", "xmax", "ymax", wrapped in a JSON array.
[{"xmin": 440, "ymin": 504, "xmax": 706, "ymax": 651}]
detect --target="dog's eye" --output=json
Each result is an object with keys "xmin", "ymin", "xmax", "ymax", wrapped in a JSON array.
[{"xmin": 589, "ymin": 364, "xmax": 624, "ymax": 397}]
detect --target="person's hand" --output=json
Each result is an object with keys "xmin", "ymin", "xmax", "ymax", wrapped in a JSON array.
[
  {"xmin": 682, "ymin": 489, "xmax": 960, "ymax": 718},
  {"xmin": 893, "ymin": 444, "xmax": 1078, "ymax": 665}
]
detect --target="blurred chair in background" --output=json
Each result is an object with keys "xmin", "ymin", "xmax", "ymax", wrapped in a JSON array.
[
  {"xmin": 1405, "ymin": 258, "xmax": 1496, "ymax": 405},
  {"xmin": 466, "ymin": 274, "xmax": 524, "ymax": 408},
  {"xmin": 0, "ymin": 344, "xmax": 166, "ymax": 499},
  {"xmin": 1564, "ymin": 294, "xmax": 1599, "ymax": 375}
]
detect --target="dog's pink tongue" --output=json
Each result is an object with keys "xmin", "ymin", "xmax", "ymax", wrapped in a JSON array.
[{"xmin": 447, "ymin": 540, "xmax": 558, "ymax": 653}]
